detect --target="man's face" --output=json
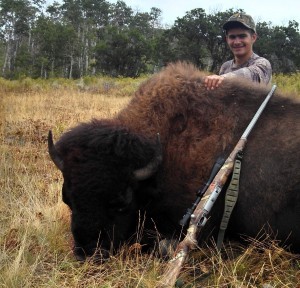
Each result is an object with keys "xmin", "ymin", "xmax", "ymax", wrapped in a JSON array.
[{"xmin": 226, "ymin": 27, "xmax": 257, "ymax": 59}]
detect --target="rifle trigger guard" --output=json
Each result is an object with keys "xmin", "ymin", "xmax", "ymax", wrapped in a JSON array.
[{"xmin": 197, "ymin": 214, "xmax": 208, "ymax": 227}]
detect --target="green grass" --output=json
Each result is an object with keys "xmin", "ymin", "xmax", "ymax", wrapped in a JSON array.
[
  {"xmin": 0, "ymin": 75, "xmax": 147, "ymax": 96},
  {"xmin": 273, "ymin": 73, "xmax": 300, "ymax": 95}
]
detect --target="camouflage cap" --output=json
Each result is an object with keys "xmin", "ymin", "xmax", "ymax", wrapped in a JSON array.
[{"xmin": 223, "ymin": 13, "xmax": 256, "ymax": 33}]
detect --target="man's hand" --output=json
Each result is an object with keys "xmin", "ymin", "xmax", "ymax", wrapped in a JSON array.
[{"xmin": 204, "ymin": 75, "xmax": 225, "ymax": 90}]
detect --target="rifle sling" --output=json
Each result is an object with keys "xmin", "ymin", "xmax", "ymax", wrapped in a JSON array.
[{"xmin": 217, "ymin": 151, "xmax": 243, "ymax": 249}]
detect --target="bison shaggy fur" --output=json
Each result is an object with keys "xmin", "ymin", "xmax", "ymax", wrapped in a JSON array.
[{"xmin": 49, "ymin": 62, "xmax": 300, "ymax": 261}]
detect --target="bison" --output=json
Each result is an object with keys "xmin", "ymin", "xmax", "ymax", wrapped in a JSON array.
[{"xmin": 48, "ymin": 62, "xmax": 300, "ymax": 261}]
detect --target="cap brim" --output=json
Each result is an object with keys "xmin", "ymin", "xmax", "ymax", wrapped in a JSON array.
[{"xmin": 223, "ymin": 21, "xmax": 254, "ymax": 32}]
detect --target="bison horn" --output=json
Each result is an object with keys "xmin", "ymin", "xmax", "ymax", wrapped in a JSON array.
[
  {"xmin": 48, "ymin": 130, "xmax": 64, "ymax": 171},
  {"xmin": 133, "ymin": 133, "xmax": 162, "ymax": 181}
]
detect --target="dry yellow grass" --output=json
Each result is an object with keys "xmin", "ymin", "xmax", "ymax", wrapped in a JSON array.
[{"xmin": 0, "ymin": 77, "xmax": 299, "ymax": 288}]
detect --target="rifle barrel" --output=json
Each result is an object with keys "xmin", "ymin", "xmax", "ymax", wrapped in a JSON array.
[{"xmin": 242, "ymin": 85, "xmax": 277, "ymax": 140}]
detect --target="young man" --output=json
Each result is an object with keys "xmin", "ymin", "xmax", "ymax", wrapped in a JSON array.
[{"xmin": 204, "ymin": 13, "xmax": 272, "ymax": 90}]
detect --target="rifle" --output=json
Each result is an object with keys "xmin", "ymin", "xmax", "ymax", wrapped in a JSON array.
[
  {"xmin": 179, "ymin": 156, "xmax": 225, "ymax": 227},
  {"xmin": 157, "ymin": 84, "xmax": 277, "ymax": 288}
]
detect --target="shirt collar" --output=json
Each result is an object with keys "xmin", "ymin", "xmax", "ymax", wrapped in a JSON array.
[{"xmin": 232, "ymin": 53, "xmax": 257, "ymax": 68}]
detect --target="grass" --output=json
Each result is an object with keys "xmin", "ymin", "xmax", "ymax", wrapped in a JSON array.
[
  {"xmin": 0, "ymin": 74, "xmax": 299, "ymax": 288},
  {"xmin": 272, "ymin": 73, "xmax": 300, "ymax": 96}
]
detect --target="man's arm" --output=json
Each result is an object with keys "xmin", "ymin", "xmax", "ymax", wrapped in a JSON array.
[
  {"xmin": 220, "ymin": 58, "xmax": 272, "ymax": 85},
  {"xmin": 204, "ymin": 57, "xmax": 272, "ymax": 90}
]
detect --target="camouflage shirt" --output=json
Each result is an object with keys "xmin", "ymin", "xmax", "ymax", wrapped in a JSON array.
[{"xmin": 219, "ymin": 53, "xmax": 272, "ymax": 85}]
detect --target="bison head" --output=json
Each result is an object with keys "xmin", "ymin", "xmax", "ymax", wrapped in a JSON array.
[{"xmin": 48, "ymin": 121, "xmax": 162, "ymax": 262}]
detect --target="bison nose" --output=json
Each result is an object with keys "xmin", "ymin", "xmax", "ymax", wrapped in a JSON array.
[{"xmin": 73, "ymin": 245, "xmax": 110, "ymax": 263}]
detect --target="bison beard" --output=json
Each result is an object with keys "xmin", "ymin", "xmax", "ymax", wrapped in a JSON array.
[{"xmin": 48, "ymin": 62, "xmax": 300, "ymax": 262}]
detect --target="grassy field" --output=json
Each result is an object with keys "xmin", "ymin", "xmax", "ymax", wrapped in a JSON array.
[{"xmin": 1, "ymin": 74, "xmax": 300, "ymax": 287}]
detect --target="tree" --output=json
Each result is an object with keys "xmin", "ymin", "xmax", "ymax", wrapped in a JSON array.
[
  {"xmin": 94, "ymin": 25, "xmax": 151, "ymax": 77},
  {"xmin": 203, "ymin": 10, "xmax": 236, "ymax": 72},
  {"xmin": 109, "ymin": 0, "xmax": 133, "ymax": 27},
  {"xmin": 1, "ymin": 1, "xmax": 300, "ymax": 78},
  {"xmin": 0, "ymin": 0, "xmax": 44, "ymax": 78},
  {"xmin": 255, "ymin": 20, "xmax": 300, "ymax": 73},
  {"xmin": 58, "ymin": 0, "xmax": 111, "ymax": 77},
  {"xmin": 165, "ymin": 8, "xmax": 210, "ymax": 68},
  {"xmin": 33, "ymin": 15, "xmax": 78, "ymax": 78},
  {"xmin": 158, "ymin": 9, "xmax": 238, "ymax": 72}
]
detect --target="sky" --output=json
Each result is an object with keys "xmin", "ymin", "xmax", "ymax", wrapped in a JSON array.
[{"xmin": 108, "ymin": 0, "xmax": 300, "ymax": 27}]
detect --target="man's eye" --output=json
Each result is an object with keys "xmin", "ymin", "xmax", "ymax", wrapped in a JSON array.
[{"xmin": 228, "ymin": 34, "xmax": 248, "ymax": 40}]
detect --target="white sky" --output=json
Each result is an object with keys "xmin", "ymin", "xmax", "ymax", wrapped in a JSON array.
[{"xmin": 108, "ymin": 0, "xmax": 300, "ymax": 27}]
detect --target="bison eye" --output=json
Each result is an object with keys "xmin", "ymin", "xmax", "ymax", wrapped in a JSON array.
[
  {"xmin": 117, "ymin": 207, "xmax": 126, "ymax": 213},
  {"xmin": 109, "ymin": 204, "xmax": 129, "ymax": 214},
  {"xmin": 108, "ymin": 187, "xmax": 134, "ymax": 214}
]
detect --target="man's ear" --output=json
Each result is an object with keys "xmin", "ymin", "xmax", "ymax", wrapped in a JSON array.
[{"xmin": 252, "ymin": 33, "xmax": 258, "ymax": 43}]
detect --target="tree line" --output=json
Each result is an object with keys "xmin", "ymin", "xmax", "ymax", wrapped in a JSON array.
[{"xmin": 1, "ymin": 0, "xmax": 300, "ymax": 79}]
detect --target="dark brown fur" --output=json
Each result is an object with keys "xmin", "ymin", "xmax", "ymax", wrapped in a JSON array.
[
  {"xmin": 118, "ymin": 62, "xmax": 300, "ymax": 248},
  {"xmin": 52, "ymin": 62, "xmax": 300, "ymax": 259}
]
